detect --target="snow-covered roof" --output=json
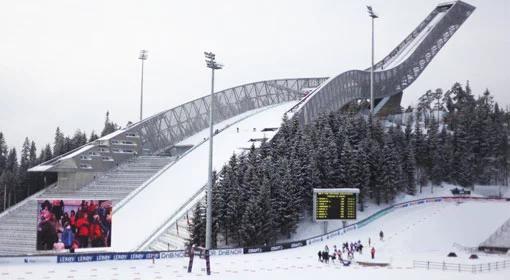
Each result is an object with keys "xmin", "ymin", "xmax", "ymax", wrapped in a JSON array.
[
  {"xmin": 27, "ymin": 165, "xmax": 54, "ymax": 172},
  {"xmin": 59, "ymin": 145, "xmax": 94, "ymax": 160}
]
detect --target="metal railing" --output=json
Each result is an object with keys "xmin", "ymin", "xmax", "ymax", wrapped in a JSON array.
[{"xmin": 413, "ymin": 260, "xmax": 510, "ymax": 273}]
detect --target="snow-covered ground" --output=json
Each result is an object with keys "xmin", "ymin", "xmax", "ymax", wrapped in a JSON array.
[
  {"xmin": 112, "ymin": 101, "xmax": 297, "ymax": 251},
  {"xmin": 287, "ymin": 184, "xmax": 488, "ymax": 242},
  {"xmin": 3, "ymin": 199, "xmax": 510, "ymax": 280}
]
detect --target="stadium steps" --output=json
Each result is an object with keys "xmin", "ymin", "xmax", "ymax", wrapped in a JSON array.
[
  {"xmin": 0, "ymin": 199, "xmax": 38, "ymax": 255},
  {"xmin": 40, "ymin": 156, "xmax": 174, "ymax": 202},
  {"xmin": 147, "ymin": 211, "xmax": 192, "ymax": 251},
  {"xmin": 0, "ymin": 156, "xmax": 174, "ymax": 255}
]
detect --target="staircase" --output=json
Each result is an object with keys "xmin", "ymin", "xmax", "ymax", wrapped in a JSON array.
[
  {"xmin": 147, "ymin": 214, "xmax": 192, "ymax": 251},
  {"xmin": 41, "ymin": 156, "xmax": 174, "ymax": 201},
  {"xmin": 0, "ymin": 156, "xmax": 174, "ymax": 255},
  {"xmin": 0, "ymin": 200, "xmax": 38, "ymax": 255}
]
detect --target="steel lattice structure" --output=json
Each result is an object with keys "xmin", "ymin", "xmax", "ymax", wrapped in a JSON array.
[{"xmin": 131, "ymin": 78, "xmax": 326, "ymax": 155}]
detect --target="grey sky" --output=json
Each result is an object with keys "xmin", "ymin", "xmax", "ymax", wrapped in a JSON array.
[{"xmin": 0, "ymin": 0, "xmax": 509, "ymax": 152}]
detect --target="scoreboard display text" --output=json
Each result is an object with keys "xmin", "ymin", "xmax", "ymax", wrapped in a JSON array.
[{"xmin": 314, "ymin": 191, "xmax": 357, "ymax": 221}]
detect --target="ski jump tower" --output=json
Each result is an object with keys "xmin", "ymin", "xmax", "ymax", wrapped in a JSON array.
[
  {"xmin": 291, "ymin": 1, "xmax": 475, "ymax": 124},
  {"xmin": 0, "ymin": 1, "xmax": 475, "ymax": 255}
]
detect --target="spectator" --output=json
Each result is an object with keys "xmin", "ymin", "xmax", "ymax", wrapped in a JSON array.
[
  {"xmin": 70, "ymin": 239, "xmax": 80, "ymax": 253},
  {"xmin": 51, "ymin": 200, "xmax": 62, "ymax": 222},
  {"xmin": 322, "ymin": 251, "xmax": 329, "ymax": 263},
  {"xmin": 61, "ymin": 212, "xmax": 70, "ymax": 229},
  {"xmin": 41, "ymin": 200, "xmax": 52, "ymax": 212},
  {"xmin": 62, "ymin": 223, "xmax": 74, "ymax": 249},
  {"xmin": 87, "ymin": 200, "xmax": 97, "ymax": 222},
  {"xmin": 371, "ymin": 247, "xmax": 376, "ymax": 259},
  {"xmin": 379, "ymin": 230, "xmax": 384, "ymax": 241},
  {"xmin": 37, "ymin": 212, "xmax": 58, "ymax": 250},
  {"xmin": 90, "ymin": 215, "xmax": 105, "ymax": 247},
  {"xmin": 69, "ymin": 210, "xmax": 77, "ymax": 234},
  {"xmin": 76, "ymin": 212, "xmax": 90, "ymax": 248}
]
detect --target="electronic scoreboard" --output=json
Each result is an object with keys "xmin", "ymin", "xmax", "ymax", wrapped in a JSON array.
[{"xmin": 313, "ymin": 188, "xmax": 359, "ymax": 221}]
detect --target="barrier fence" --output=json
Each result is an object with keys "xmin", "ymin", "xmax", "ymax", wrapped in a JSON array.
[
  {"xmin": 413, "ymin": 260, "xmax": 510, "ymax": 273},
  {"xmin": 1, "ymin": 196, "xmax": 508, "ymax": 265}
]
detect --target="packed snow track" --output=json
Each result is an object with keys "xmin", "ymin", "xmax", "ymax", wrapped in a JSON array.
[{"xmin": 4, "ymin": 199, "xmax": 510, "ymax": 280}]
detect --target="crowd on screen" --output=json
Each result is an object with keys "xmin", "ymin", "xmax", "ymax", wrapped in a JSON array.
[{"xmin": 36, "ymin": 200, "xmax": 112, "ymax": 251}]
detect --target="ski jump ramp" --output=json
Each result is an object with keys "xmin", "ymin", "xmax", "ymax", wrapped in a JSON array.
[{"xmin": 8, "ymin": 1, "xmax": 475, "ymax": 254}]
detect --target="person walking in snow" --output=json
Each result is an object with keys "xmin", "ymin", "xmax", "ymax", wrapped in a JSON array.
[
  {"xmin": 371, "ymin": 247, "xmax": 376, "ymax": 259},
  {"xmin": 318, "ymin": 250, "xmax": 322, "ymax": 262},
  {"xmin": 322, "ymin": 251, "xmax": 329, "ymax": 263},
  {"xmin": 379, "ymin": 230, "xmax": 384, "ymax": 241}
]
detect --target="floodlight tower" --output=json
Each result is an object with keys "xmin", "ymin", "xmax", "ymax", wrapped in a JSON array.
[
  {"xmin": 139, "ymin": 50, "xmax": 148, "ymax": 121},
  {"xmin": 367, "ymin": 6, "xmax": 378, "ymax": 114},
  {"xmin": 204, "ymin": 51, "xmax": 223, "ymax": 252}
]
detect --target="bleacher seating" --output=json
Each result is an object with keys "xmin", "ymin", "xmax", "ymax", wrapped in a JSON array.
[
  {"xmin": 148, "ymin": 214, "xmax": 191, "ymax": 251},
  {"xmin": 0, "ymin": 156, "xmax": 173, "ymax": 255}
]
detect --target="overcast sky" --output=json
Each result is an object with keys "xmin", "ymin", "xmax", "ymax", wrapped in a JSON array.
[{"xmin": 1, "ymin": 0, "xmax": 509, "ymax": 153}]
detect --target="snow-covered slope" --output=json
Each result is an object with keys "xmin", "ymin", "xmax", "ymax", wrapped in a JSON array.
[
  {"xmin": 4, "ymin": 199, "xmax": 510, "ymax": 280},
  {"xmin": 112, "ymin": 101, "xmax": 297, "ymax": 251}
]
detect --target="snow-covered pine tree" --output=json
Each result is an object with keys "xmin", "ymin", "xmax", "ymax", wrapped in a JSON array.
[
  {"xmin": 339, "ymin": 140, "xmax": 353, "ymax": 188},
  {"xmin": 0, "ymin": 133, "xmax": 7, "ymax": 175},
  {"xmin": 367, "ymin": 139, "xmax": 383, "ymax": 204},
  {"xmin": 402, "ymin": 143, "xmax": 417, "ymax": 195},
  {"xmin": 188, "ymin": 202, "xmax": 206, "ymax": 247},
  {"xmin": 277, "ymin": 158, "xmax": 301, "ymax": 238},
  {"xmin": 381, "ymin": 138, "xmax": 399, "ymax": 204},
  {"xmin": 53, "ymin": 127, "xmax": 65, "ymax": 157}
]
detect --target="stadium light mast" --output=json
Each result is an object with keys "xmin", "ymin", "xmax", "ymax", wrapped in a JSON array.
[
  {"xmin": 138, "ymin": 50, "xmax": 148, "ymax": 122},
  {"xmin": 204, "ymin": 51, "xmax": 223, "ymax": 252},
  {"xmin": 367, "ymin": 6, "xmax": 378, "ymax": 114}
]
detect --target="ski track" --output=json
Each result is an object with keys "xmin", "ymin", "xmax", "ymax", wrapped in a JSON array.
[{"xmin": 3, "ymin": 200, "xmax": 510, "ymax": 279}]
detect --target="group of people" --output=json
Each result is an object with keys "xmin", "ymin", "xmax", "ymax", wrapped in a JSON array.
[
  {"xmin": 37, "ymin": 200, "xmax": 112, "ymax": 251},
  {"xmin": 317, "ymin": 243, "xmax": 358, "ymax": 266},
  {"xmin": 318, "ymin": 231, "xmax": 385, "ymax": 264}
]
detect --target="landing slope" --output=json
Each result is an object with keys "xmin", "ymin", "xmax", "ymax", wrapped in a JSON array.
[{"xmin": 112, "ymin": 101, "xmax": 297, "ymax": 251}]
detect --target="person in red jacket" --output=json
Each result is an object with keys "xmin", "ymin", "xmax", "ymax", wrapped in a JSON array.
[
  {"xmin": 87, "ymin": 200, "xmax": 97, "ymax": 222},
  {"xmin": 371, "ymin": 247, "xmax": 376, "ymax": 259},
  {"xmin": 76, "ymin": 212, "xmax": 90, "ymax": 248},
  {"xmin": 89, "ymin": 215, "xmax": 105, "ymax": 247}
]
